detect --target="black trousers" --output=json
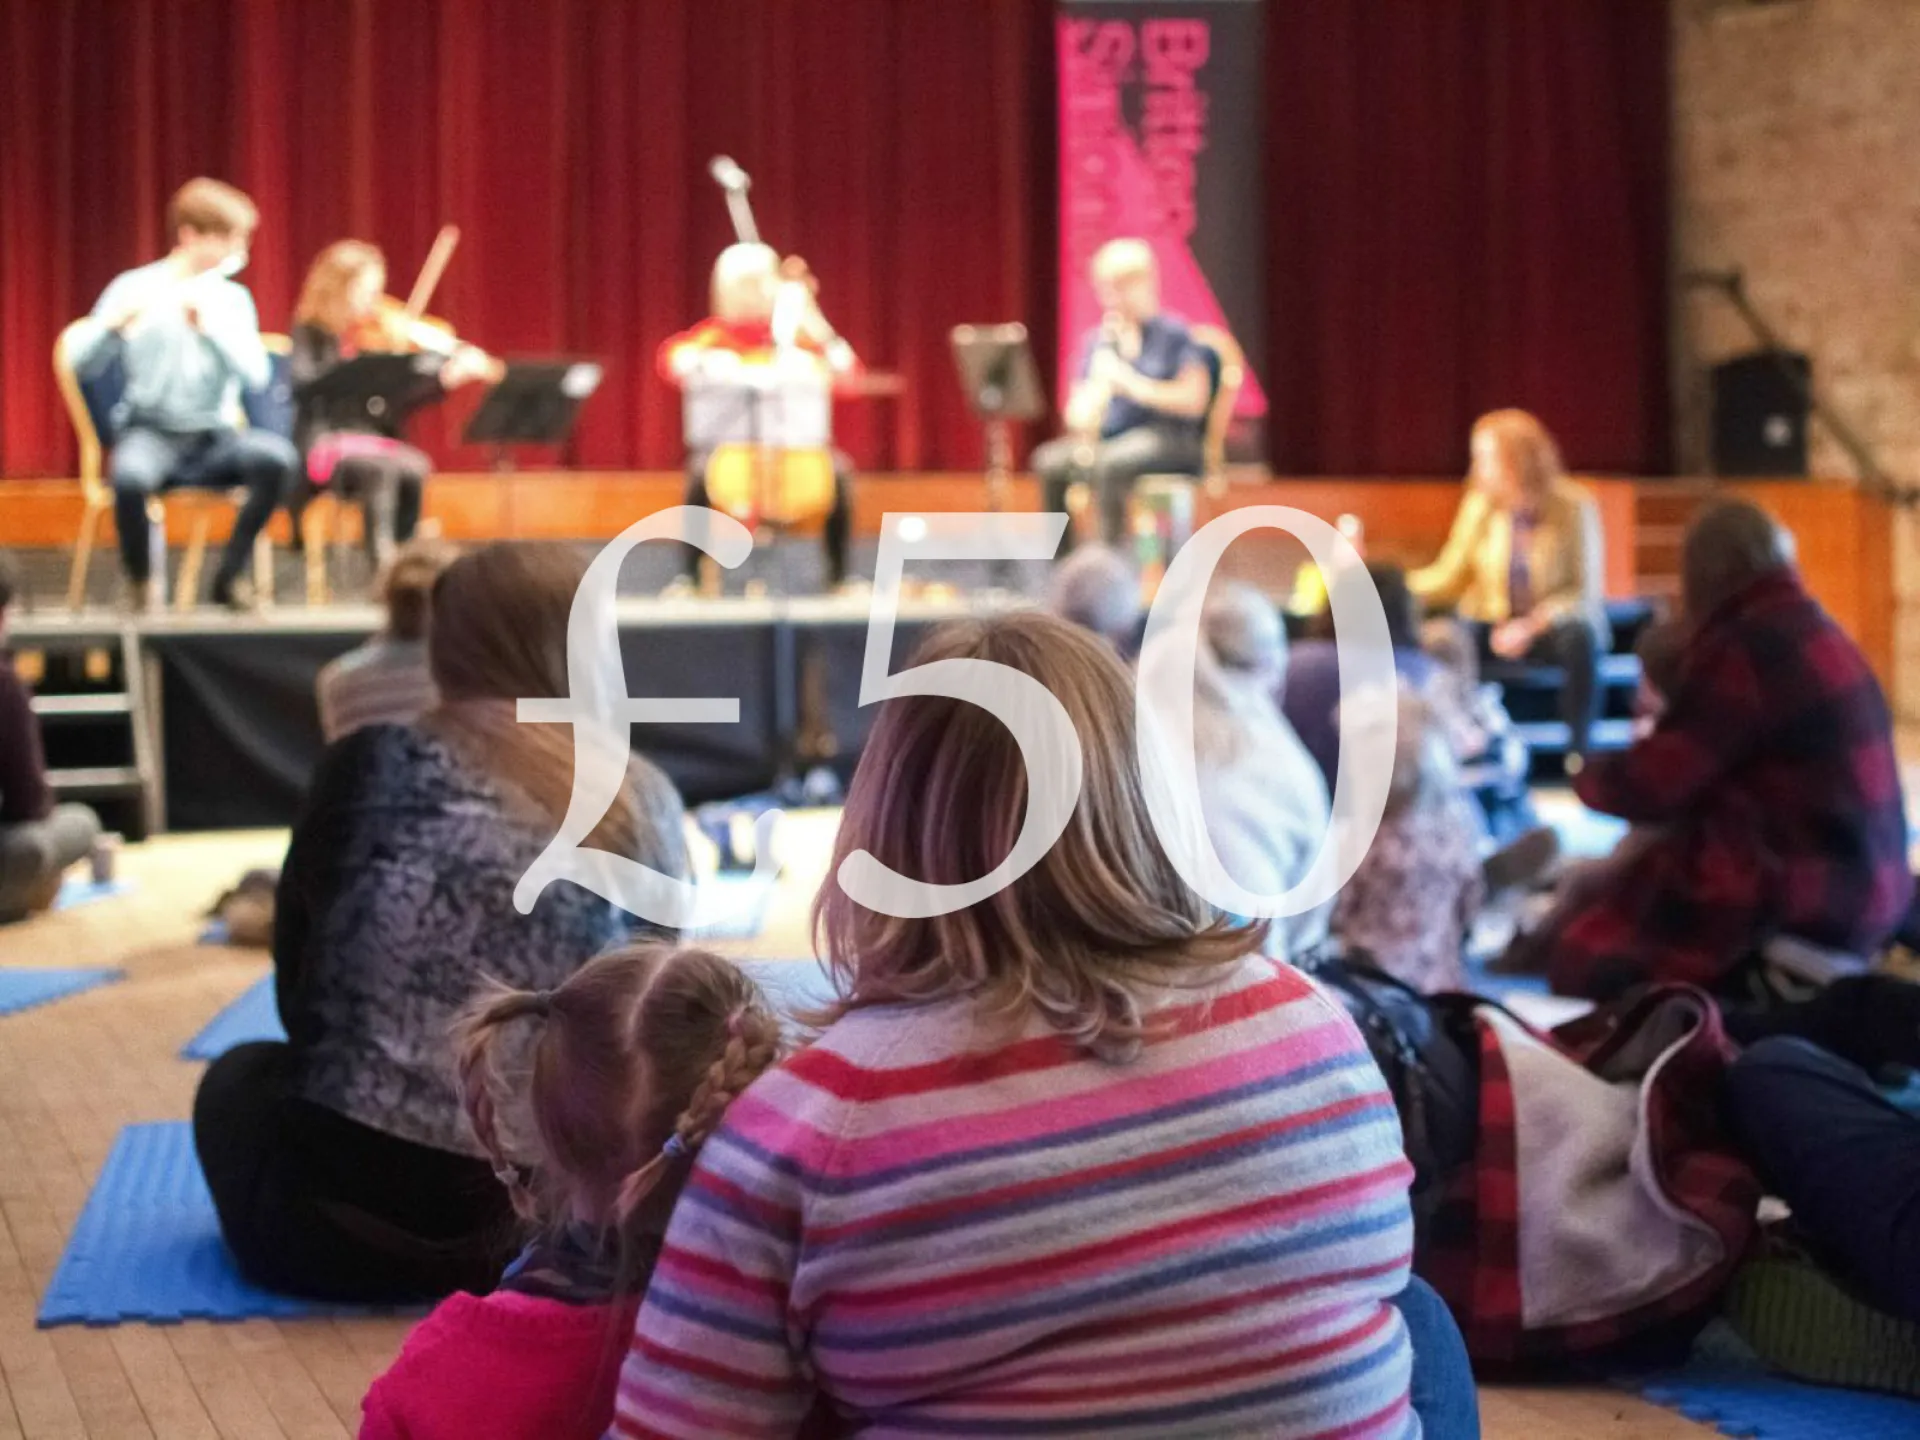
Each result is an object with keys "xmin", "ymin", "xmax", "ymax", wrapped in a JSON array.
[
  {"xmin": 1728, "ymin": 1036, "xmax": 1920, "ymax": 1325},
  {"xmin": 192, "ymin": 1041, "xmax": 517, "ymax": 1303},
  {"xmin": 109, "ymin": 426, "xmax": 298, "ymax": 586},
  {"xmin": 326, "ymin": 443, "xmax": 429, "ymax": 565},
  {"xmin": 681, "ymin": 450, "xmax": 854, "ymax": 587},
  {"xmin": 1482, "ymin": 615, "xmax": 1601, "ymax": 760},
  {"xmin": 290, "ymin": 443, "xmax": 429, "ymax": 569},
  {"xmin": 1031, "ymin": 425, "xmax": 1204, "ymax": 552}
]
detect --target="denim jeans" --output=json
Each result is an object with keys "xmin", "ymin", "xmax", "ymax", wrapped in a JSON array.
[{"xmin": 1393, "ymin": 1275, "xmax": 1481, "ymax": 1438}]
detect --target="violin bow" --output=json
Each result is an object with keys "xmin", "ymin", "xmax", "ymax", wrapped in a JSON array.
[{"xmin": 403, "ymin": 224, "xmax": 461, "ymax": 324}]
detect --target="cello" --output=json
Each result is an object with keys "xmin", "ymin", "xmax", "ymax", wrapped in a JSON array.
[{"xmin": 698, "ymin": 159, "xmax": 843, "ymax": 529}]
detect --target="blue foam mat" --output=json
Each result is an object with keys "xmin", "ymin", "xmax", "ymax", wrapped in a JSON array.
[
  {"xmin": 0, "ymin": 966, "xmax": 122, "ymax": 1017},
  {"xmin": 180, "ymin": 976, "xmax": 282, "ymax": 1059},
  {"xmin": 38, "ymin": 1121, "xmax": 366, "ymax": 1326},
  {"xmin": 1634, "ymin": 1362, "xmax": 1920, "ymax": 1440},
  {"xmin": 52, "ymin": 875, "xmax": 134, "ymax": 911},
  {"xmin": 181, "ymin": 957, "xmax": 837, "ymax": 1062}
]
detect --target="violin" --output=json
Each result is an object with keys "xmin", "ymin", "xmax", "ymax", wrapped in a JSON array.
[{"xmin": 343, "ymin": 225, "xmax": 505, "ymax": 386}]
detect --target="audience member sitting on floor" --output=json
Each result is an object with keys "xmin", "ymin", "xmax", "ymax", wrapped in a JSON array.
[
  {"xmin": 604, "ymin": 610, "xmax": 1475, "ymax": 1439},
  {"xmin": 1190, "ymin": 581, "xmax": 1334, "ymax": 959},
  {"xmin": 1046, "ymin": 541, "xmax": 1143, "ymax": 657},
  {"xmin": 0, "ymin": 552, "xmax": 101, "ymax": 923},
  {"xmin": 1420, "ymin": 615, "xmax": 1538, "ymax": 851},
  {"xmin": 1333, "ymin": 688, "xmax": 1486, "ymax": 994},
  {"xmin": 1412, "ymin": 408, "xmax": 1608, "ymax": 767},
  {"xmin": 1516, "ymin": 500, "xmax": 1911, "ymax": 1001},
  {"xmin": 1496, "ymin": 618, "xmax": 1687, "ymax": 976},
  {"xmin": 193, "ymin": 542, "xmax": 690, "ymax": 1303},
  {"xmin": 315, "ymin": 539, "xmax": 454, "ymax": 742},
  {"xmin": 361, "ymin": 944, "xmax": 781, "ymax": 1440},
  {"xmin": 1282, "ymin": 564, "xmax": 1555, "ymax": 916},
  {"xmin": 1723, "ymin": 1036, "xmax": 1920, "ymax": 1394},
  {"xmin": 1283, "ymin": 562, "xmax": 1436, "ymax": 791}
]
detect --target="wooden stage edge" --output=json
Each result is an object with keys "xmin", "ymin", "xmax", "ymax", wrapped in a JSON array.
[{"xmin": 0, "ymin": 470, "xmax": 1896, "ymax": 684}]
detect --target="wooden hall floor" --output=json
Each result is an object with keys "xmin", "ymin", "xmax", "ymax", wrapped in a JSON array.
[{"xmin": 0, "ymin": 829, "xmax": 1716, "ymax": 1438}]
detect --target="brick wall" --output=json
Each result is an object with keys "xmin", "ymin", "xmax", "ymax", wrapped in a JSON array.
[{"xmin": 1673, "ymin": 0, "xmax": 1920, "ymax": 716}]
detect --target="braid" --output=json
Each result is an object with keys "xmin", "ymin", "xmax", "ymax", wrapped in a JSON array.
[
  {"xmin": 615, "ymin": 998, "xmax": 782, "ymax": 1221},
  {"xmin": 451, "ymin": 978, "xmax": 556, "ymax": 1223},
  {"xmin": 673, "ymin": 1007, "xmax": 782, "ymax": 1150}
]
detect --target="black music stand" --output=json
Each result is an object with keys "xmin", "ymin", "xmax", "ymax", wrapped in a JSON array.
[
  {"xmin": 951, "ymin": 324, "xmax": 1046, "ymax": 585},
  {"xmin": 297, "ymin": 351, "xmax": 445, "ymax": 428},
  {"xmin": 464, "ymin": 361, "xmax": 605, "ymax": 534},
  {"xmin": 463, "ymin": 360, "xmax": 604, "ymax": 456},
  {"xmin": 951, "ymin": 324, "xmax": 1047, "ymax": 430}
]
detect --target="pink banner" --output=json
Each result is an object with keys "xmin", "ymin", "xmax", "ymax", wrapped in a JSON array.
[{"xmin": 1058, "ymin": 2, "xmax": 1267, "ymax": 457}]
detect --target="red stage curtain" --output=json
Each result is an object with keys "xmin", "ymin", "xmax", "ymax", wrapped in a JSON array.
[
  {"xmin": 1266, "ymin": 0, "xmax": 1671, "ymax": 476},
  {"xmin": 0, "ymin": 0, "xmax": 1665, "ymax": 481}
]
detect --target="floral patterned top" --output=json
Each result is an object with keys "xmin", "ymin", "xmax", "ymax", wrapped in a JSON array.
[{"xmin": 1332, "ymin": 790, "xmax": 1486, "ymax": 994}]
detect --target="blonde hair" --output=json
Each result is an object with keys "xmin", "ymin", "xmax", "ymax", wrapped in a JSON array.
[
  {"xmin": 711, "ymin": 242, "xmax": 780, "ymax": 318},
  {"xmin": 453, "ymin": 943, "xmax": 781, "ymax": 1241},
  {"xmin": 295, "ymin": 240, "xmax": 385, "ymax": 336},
  {"xmin": 812, "ymin": 611, "xmax": 1262, "ymax": 1062},
  {"xmin": 1471, "ymin": 408, "xmax": 1566, "ymax": 505},
  {"xmin": 1092, "ymin": 237, "xmax": 1156, "ymax": 286},
  {"xmin": 423, "ymin": 542, "xmax": 667, "ymax": 863},
  {"xmin": 167, "ymin": 178, "xmax": 257, "ymax": 239}
]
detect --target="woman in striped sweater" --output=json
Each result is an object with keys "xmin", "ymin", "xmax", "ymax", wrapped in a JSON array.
[{"xmin": 607, "ymin": 612, "xmax": 1432, "ymax": 1438}]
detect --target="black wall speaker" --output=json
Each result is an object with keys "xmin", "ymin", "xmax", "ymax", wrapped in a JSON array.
[{"xmin": 1710, "ymin": 349, "xmax": 1810, "ymax": 476}]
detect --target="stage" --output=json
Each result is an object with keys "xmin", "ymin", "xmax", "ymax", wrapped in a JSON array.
[
  {"xmin": 14, "ymin": 591, "xmax": 1016, "ymax": 834},
  {"xmin": 7, "ymin": 469, "xmax": 1897, "ymax": 836}
]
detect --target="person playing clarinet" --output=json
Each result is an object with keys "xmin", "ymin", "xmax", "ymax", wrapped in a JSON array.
[
  {"xmin": 1032, "ymin": 238, "xmax": 1214, "ymax": 554},
  {"xmin": 657, "ymin": 243, "xmax": 858, "ymax": 594}
]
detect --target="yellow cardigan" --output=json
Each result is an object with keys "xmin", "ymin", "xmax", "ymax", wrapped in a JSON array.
[{"xmin": 1410, "ymin": 478, "xmax": 1606, "ymax": 634}]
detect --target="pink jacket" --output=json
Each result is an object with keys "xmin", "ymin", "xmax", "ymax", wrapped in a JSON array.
[{"xmin": 359, "ymin": 1290, "xmax": 639, "ymax": 1440}]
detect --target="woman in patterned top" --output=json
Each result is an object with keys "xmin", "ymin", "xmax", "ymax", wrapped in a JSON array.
[
  {"xmin": 192, "ymin": 542, "xmax": 688, "ymax": 1303},
  {"xmin": 1332, "ymin": 686, "xmax": 1486, "ymax": 994}
]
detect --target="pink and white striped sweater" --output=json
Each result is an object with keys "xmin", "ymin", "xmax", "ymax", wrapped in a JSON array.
[{"xmin": 607, "ymin": 958, "xmax": 1419, "ymax": 1439}]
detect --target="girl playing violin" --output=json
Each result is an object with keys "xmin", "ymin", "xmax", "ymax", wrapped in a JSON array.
[{"xmin": 290, "ymin": 241, "xmax": 494, "ymax": 566}]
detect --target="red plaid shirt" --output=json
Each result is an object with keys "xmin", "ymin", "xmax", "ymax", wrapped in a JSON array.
[
  {"xmin": 1554, "ymin": 570, "xmax": 1910, "ymax": 999},
  {"xmin": 1419, "ymin": 990, "xmax": 1759, "ymax": 1365}
]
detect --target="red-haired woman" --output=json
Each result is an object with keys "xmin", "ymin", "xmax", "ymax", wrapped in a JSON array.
[{"xmin": 1413, "ymin": 408, "xmax": 1608, "ymax": 767}]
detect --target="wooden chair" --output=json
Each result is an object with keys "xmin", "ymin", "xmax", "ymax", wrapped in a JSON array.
[
  {"xmin": 54, "ymin": 320, "xmax": 278, "ymax": 611},
  {"xmin": 1182, "ymin": 323, "xmax": 1247, "ymax": 495}
]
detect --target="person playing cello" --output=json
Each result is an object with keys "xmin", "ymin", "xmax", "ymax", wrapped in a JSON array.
[{"xmin": 657, "ymin": 243, "xmax": 859, "ymax": 594}]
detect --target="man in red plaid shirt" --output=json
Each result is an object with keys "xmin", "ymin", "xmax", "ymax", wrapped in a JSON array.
[{"xmin": 1542, "ymin": 500, "xmax": 1911, "ymax": 1000}]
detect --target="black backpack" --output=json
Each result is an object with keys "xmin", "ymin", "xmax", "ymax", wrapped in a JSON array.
[{"xmin": 1295, "ymin": 947, "xmax": 1481, "ymax": 1235}]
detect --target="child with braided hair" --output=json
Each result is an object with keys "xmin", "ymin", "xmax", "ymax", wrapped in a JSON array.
[{"xmin": 358, "ymin": 942, "xmax": 782, "ymax": 1440}]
